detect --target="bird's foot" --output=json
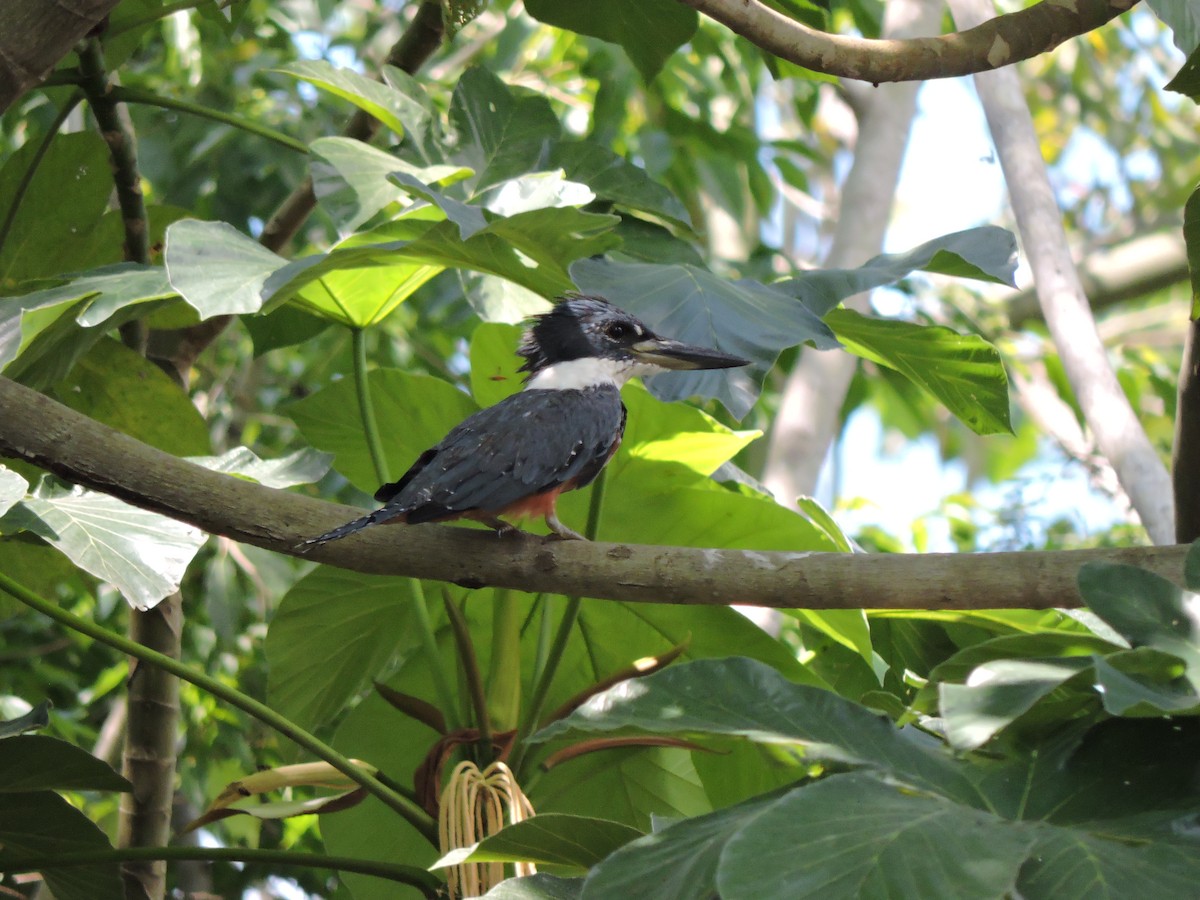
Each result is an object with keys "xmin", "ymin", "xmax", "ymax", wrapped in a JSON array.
[
  {"xmin": 481, "ymin": 517, "xmax": 534, "ymax": 540},
  {"xmin": 545, "ymin": 512, "xmax": 587, "ymax": 541}
]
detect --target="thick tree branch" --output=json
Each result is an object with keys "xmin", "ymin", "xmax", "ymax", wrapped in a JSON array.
[
  {"xmin": 0, "ymin": 0, "xmax": 122, "ymax": 113},
  {"xmin": 951, "ymin": 0, "xmax": 1174, "ymax": 545},
  {"xmin": 0, "ymin": 376, "xmax": 1187, "ymax": 611},
  {"xmin": 680, "ymin": 0, "xmax": 1136, "ymax": 83},
  {"xmin": 1174, "ymin": 318, "xmax": 1200, "ymax": 542}
]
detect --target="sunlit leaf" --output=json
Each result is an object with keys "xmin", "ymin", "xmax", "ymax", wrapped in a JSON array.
[
  {"xmin": 10, "ymin": 479, "xmax": 206, "ymax": 610},
  {"xmin": 276, "ymin": 60, "xmax": 417, "ymax": 138},
  {"xmin": 826, "ymin": 309, "xmax": 1012, "ymax": 435},
  {"xmin": 432, "ymin": 814, "xmax": 641, "ymax": 870},
  {"xmin": 0, "ymin": 465, "xmax": 26, "ymax": 517},
  {"xmin": 165, "ymin": 219, "xmax": 286, "ymax": 316},
  {"xmin": 190, "ymin": 446, "xmax": 333, "ymax": 488}
]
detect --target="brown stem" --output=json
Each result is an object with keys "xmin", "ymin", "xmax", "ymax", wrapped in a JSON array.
[
  {"xmin": 0, "ymin": 375, "xmax": 1190, "ymax": 611},
  {"xmin": 678, "ymin": 0, "xmax": 1137, "ymax": 84},
  {"xmin": 1174, "ymin": 318, "xmax": 1200, "ymax": 542}
]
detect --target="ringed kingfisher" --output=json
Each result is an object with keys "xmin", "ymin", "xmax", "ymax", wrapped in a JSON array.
[{"xmin": 305, "ymin": 295, "xmax": 748, "ymax": 545}]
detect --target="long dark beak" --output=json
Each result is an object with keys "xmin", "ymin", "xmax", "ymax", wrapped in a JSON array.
[{"xmin": 631, "ymin": 337, "xmax": 749, "ymax": 371}]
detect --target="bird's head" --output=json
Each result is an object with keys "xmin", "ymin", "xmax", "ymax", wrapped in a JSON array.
[{"xmin": 518, "ymin": 294, "xmax": 748, "ymax": 389}]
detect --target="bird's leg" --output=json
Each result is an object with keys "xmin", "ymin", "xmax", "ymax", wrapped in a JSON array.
[
  {"xmin": 545, "ymin": 510, "xmax": 586, "ymax": 541},
  {"xmin": 479, "ymin": 516, "xmax": 528, "ymax": 539}
]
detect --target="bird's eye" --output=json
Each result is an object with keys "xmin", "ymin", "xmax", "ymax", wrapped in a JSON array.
[{"xmin": 606, "ymin": 322, "xmax": 631, "ymax": 339}]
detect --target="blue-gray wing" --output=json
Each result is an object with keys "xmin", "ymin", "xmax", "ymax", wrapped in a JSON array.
[{"xmin": 377, "ymin": 386, "xmax": 625, "ymax": 523}]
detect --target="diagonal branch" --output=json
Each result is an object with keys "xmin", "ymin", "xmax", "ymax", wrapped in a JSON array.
[
  {"xmin": 0, "ymin": 376, "xmax": 1187, "ymax": 611},
  {"xmin": 950, "ymin": 0, "xmax": 1174, "ymax": 545},
  {"xmin": 679, "ymin": 0, "xmax": 1136, "ymax": 83}
]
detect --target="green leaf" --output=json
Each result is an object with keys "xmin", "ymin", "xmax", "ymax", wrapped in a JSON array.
[
  {"xmin": 449, "ymin": 68, "xmax": 561, "ymax": 190},
  {"xmin": 189, "ymin": 447, "xmax": 332, "ymax": 489},
  {"xmin": 1077, "ymin": 561, "xmax": 1200, "ymax": 677},
  {"xmin": 717, "ymin": 773, "xmax": 1032, "ymax": 900},
  {"xmin": 434, "ymin": 814, "xmax": 641, "ymax": 871},
  {"xmin": 1017, "ymin": 828, "xmax": 1200, "ymax": 899},
  {"xmin": 0, "ymin": 701, "xmax": 49, "ymax": 738},
  {"xmin": 0, "ymin": 791, "xmax": 122, "ymax": 900},
  {"xmin": 0, "ymin": 735, "xmax": 131, "ymax": 792},
  {"xmin": 288, "ymin": 370, "xmax": 479, "ymax": 493},
  {"xmin": 310, "ymin": 136, "xmax": 471, "ymax": 232},
  {"xmin": 266, "ymin": 568, "xmax": 420, "ymax": 732},
  {"xmin": 0, "ymin": 465, "xmax": 26, "ymax": 517},
  {"xmin": 570, "ymin": 257, "xmax": 839, "ymax": 418},
  {"xmin": 0, "ymin": 265, "xmax": 174, "ymax": 370},
  {"xmin": 9, "ymin": 478, "xmax": 207, "ymax": 610},
  {"xmin": 1164, "ymin": 43, "xmax": 1200, "ymax": 99},
  {"xmin": 938, "ymin": 658, "xmax": 1093, "ymax": 750},
  {"xmin": 1143, "ymin": 0, "xmax": 1200, "ymax": 53},
  {"xmin": 54, "ymin": 338, "xmax": 211, "ymax": 456},
  {"xmin": 243, "ymin": 303, "xmax": 331, "ymax": 356},
  {"xmin": 164, "ymin": 219, "xmax": 287, "ymax": 316},
  {"xmin": 484, "ymin": 875, "xmax": 583, "ymax": 899},
  {"xmin": 580, "ymin": 790, "xmax": 783, "ymax": 899},
  {"xmin": 543, "ymin": 142, "xmax": 691, "ymax": 229},
  {"xmin": 784, "ymin": 226, "xmax": 1019, "ymax": 318},
  {"xmin": 794, "ymin": 497, "xmax": 853, "ymax": 552},
  {"xmin": 1184, "ymin": 185, "xmax": 1200, "ymax": 319},
  {"xmin": 531, "ymin": 657, "xmax": 971, "ymax": 802},
  {"xmin": 524, "ymin": 0, "xmax": 697, "ymax": 81},
  {"xmin": 826, "ymin": 309, "xmax": 1013, "ymax": 435},
  {"xmin": 390, "ymin": 172, "xmax": 489, "ymax": 238},
  {"xmin": 275, "ymin": 61, "xmax": 417, "ymax": 138},
  {"xmin": 1091, "ymin": 651, "xmax": 1200, "ymax": 716},
  {"xmin": 0, "ymin": 132, "xmax": 113, "ymax": 285}
]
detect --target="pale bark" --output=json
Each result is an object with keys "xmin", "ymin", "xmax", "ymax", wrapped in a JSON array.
[
  {"xmin": 0, "ymin": 375, "xmax": 1188, "ymax": 612},
  {"xmin": 951, "ymin": 0, "xmax": 1175, "ymax": 545},
  {"xmin": 763, "ymin": 0, "xmax": 943, "ymax": 506},
  {"xmin": 677, "ymin": 0, "xmax": 1135, "ymax": 84}
]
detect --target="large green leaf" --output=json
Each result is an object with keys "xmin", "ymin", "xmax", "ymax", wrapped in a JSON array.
[
  {"xmin": 287, "ymin": 369, "xmax": 479, "ymax": 493},
  {"xmin": 266, "ymin": 567, "xmax": 420, "ymax": 732},
  {"xmin": 570, "ymin": 257, "xmax": 838, "ymax": 418},
  {"xmin": 188, "ymin": 447, "xmax": 332, "ymax": 489},
  {"xmin": 0, "ymin": 791, "xmax": 122, "ymax": 900},
  {"xmin": 164, "ymin": 219, "xmax": 287, "ymax": 316},
  {"xmin": 0, "ymin": 735, "xmax": 131, "ymax": 792},
  {"xmin": 0, "ymin": 465, "xmax": 26, "ymax": 517},
  {"xmin": 8, "ymin": 478, "xmax": 206, "ymax": 610},
  {"xmin": 826, "ymin": 309, "xmax": 1012, "ymax": 435},
  {"xmin": 0, "ymin": 132, "xmax": 113, "ymax": 284},
  {"xmin": 579, "ymin": 790, "xmax": 782, "ymax": 900},
  {"xmin": 310, "ymin": 136, "xmax": 471, "ymax": 232},
  {"xmin": 1078, "ymin": 560, "xmax": 1200, "ymax": 678},
  {"xmin": 449, "ymin": 68, "xmax": 561, "ymax": 191},
  {"xmin": 275, "ymin": 60, "xmax": 418, "ymax": 138},
  {"xmin": 484, "ymin": 875, "xmax": 583, "ymax": 899},
  {"xmin": 718, "ymin": 772, "xmax": 1033, "ymax": 900},
  {"xmin": 542, "ymin": 142, "xmax": 691, "ymax": 230},
  {"xmin": 1144, "ymin": 0, "xmax": 1200, "ymax": 53},
  {"xmin": 0, "ymin": 702, "xmax": 49, "ymax": 739},
  {"xmin": 783, "ymin": 226, "xmax": 1019, "ymax": 318},
  {"xmin": 0, "ymin": 265, "xmax": 174, "ymax": 370},
  {"xmin": 53, "ymin": 338, "xmax": 211, "ymax": 456},
  {"xmin": 435, "ymin": 814, "xmax": 642, "ymax": 871},
  {"xmin": 531, "ymin": 657, "xmax": 973, "ymax": 802},
  {"xmin": 524, "ymin": 0, "xmax": 697, "ymax": 81},
  {"xmin": 938, "ymin": 658, "xmax": 1093, "ymax": 750},
  {"xmin": 1017, "ymin": 828, "xmax": 1200, "ymax": 899}
]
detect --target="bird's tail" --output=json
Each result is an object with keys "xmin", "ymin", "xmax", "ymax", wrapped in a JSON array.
[{"xmin": 300, "ymin": 509, "xmax": 400, "ymax": 549}]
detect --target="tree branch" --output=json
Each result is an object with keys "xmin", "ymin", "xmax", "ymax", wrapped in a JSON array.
[
  {"xmin": 0, "ymin": 0, "xmax": 122, "ymax": 113},
  {"xmin": 1174, "ymin": 318, "xmax": 1200, "ymax": 542},
  {"xmin": 0, "ymin": 376, "xmax": 1187, "ymax": 611},
  {"xmin": 679, "ymin": 0, "xmax": 1136, "ymax": 84},
  {"xmin": 1006, "ymin": 229, "xmax": 1189, "ymax": 329},
  {"xmin": 950, "ymin": 0, "xmax": 1174, "ymax": 546}
]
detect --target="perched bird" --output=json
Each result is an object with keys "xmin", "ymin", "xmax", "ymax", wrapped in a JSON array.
[{"xmin": 305, "ymin": 295, "xmax": 748, "ymax": 544}]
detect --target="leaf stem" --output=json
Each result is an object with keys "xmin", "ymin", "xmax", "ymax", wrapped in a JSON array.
[
  {"xmin": 0, "ymin": 571, "xmax": 437, "ymax": 843},
  {"xmin": 351, "ymin": 327, "xmax": 392, "ymax": 486},
  {"xmin": 0, "ymin": 846, "xmax": 440, "ymax": 896},
  {"xmin": 409, "ymin": 580, "xmax": 460, "ymax": 731},
  {"xmin": 107, "ymin": 85, "xmax": 308, "ymax": 154},
  {"xmin": 512, "ymin": 470, "xmax": 608, "ymax": 771}
]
